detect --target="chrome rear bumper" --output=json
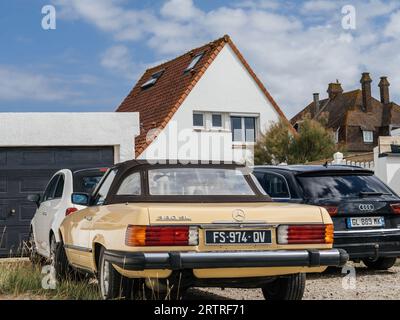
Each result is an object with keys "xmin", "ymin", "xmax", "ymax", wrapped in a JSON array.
[{"xmin": 104, "ymin": 249, "xmax": 349, "ymax": 271}]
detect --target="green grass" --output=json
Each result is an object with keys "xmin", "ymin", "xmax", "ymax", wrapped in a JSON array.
[{"xmin": 0, "ymin": 260, "xmax": 101, "ymax": 300}]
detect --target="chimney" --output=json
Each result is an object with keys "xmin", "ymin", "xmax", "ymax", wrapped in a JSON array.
[
  {"xmin": 312, "ymin": 93, "xmax": 320, "ymax": 117},
  {"xmin": 360, "ymin": 72, "xmax": 373, "ymax": 112},
  {"xmin": 327, "ymin": 80, "xmax": 343, "ymax": 99},
  {"xmin": 378, "ymin": 76, "xmax": 390, "ymax": 104}
]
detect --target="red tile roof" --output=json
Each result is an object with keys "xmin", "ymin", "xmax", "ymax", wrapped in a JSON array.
[
  {"xmin": 116, "ymin": 35, "xmax": 293, "ymax": 158},
  {"xmin": 291, "ymin": 89, "xmax": 363, "ymax": 128}
]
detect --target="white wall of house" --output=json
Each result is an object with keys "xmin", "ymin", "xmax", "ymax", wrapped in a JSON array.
[
  {"xmin": 392, "ymin": 128, "xmax": 400, "ymax": 136},
  {"xmin": 0, "ymin": 113, "xmax": 139, "ymax": 163},
  {"xmin": 140, "ymin": 44, "xmax": 281, "ymax": 162},
  {"xmin": 374, "ymin": 146, "xmax": 400, "ymax": 195}
]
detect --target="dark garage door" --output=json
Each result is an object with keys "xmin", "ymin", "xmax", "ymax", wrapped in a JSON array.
[{"xmin": 0, "ymin": 147, "xmax": 114, "ymax": 257}]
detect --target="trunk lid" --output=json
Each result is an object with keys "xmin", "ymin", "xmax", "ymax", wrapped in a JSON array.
[{"xmin": 147, "ymin": 202, "xmax": 324, "ymax": 225}]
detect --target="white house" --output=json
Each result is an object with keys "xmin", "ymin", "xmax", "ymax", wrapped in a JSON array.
[{"xmin": 117, "ymin": 35, "xmax": 294, "ymax": 163}]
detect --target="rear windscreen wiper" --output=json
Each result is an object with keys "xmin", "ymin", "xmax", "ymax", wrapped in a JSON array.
[{"xmin": 359, "ymin": 192, "xmax": 392, "ymax": 197}]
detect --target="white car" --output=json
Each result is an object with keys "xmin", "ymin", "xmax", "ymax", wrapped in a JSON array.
[{"xmin": 28, "ymin": 168, "xmax": 107, "ymax": 263}]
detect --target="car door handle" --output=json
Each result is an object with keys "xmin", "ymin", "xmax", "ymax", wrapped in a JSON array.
[{"xmin": 84, "ymin": 216, "xmax": 93, "ymax": 221}]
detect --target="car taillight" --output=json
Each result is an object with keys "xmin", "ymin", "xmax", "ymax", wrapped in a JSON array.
[
  {"xmin": 323, "ymin": 206, "xmax": 338, "ymax": 216},
  {"xmin": 65, "ymin": 207, "xmax": 78, "ymax": 216},
  {"xmin": 125, "ymin": 225, "xmax": 199, "ymax": 246},
  {"xmin": 390, "ymin": 204, "xmax": 400, "ymax": 214},
  {"xmin": 277, "ymin": 224, "xmax": 334, "ymax": 244}
]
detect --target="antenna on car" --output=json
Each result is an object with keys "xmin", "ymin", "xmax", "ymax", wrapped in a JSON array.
[{"xmin": 323, "ymin": 161, "xmax": 329, "ymax": 168}]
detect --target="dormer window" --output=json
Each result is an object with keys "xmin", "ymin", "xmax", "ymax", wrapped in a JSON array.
[
  {"xmin": 141, "ymin": 70, "xmax": 164, "ymax": 89},
  {"xmin": 184, "ymin": 52, "xmax": 204, "ymax": 73}
]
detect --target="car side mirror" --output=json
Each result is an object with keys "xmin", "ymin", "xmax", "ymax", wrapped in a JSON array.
[
  {"xmin": 27, "ymin": 194, "xmax": 41, "ymax": 207},
  {"xmin": 71, "ymin": 193, "xmax": 90, "ymax": 206}
]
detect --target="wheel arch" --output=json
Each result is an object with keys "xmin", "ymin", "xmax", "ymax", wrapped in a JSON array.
[
  {"xmin": 57, "ymin": 228, "xmax": 65, "ymax": 244},
  {"xmin": 93, "ymin": 242, "xmax": 105, "ymax": 273},
  {"xmin": 92, "ymin": 234, "xmax": 106, "ymax": 273}
]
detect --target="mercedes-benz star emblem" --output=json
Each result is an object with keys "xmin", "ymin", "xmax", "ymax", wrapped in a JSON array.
[{"xmin": 232, "ymin": 209, "xmax": 245, "ymax": 222}]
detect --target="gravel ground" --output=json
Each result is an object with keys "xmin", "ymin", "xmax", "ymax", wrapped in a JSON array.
[
  {"xmin": 185, "ymin": 262, "xmax": 400, "ymax": 300},
  {"xmin": 1, "ymin": 259, "xmax": 399, "ymax": 300}
]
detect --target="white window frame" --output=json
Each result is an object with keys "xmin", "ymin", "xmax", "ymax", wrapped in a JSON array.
[
  {"xmin": 230, "ymin": 115, "xmax": 259, "ymax": 145},
  {"xmin": 211, "ymin": 113, "xmax": 223, "ymax": 129},
  {"xmin": 193, "ymin": 112, "xmax": 205, "ymax": 129},
  {"xmin": 363, "ymin": 130, "xmax": 374, "ymax": 143}
]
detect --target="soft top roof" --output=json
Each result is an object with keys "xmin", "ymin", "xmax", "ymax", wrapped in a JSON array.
[
  {"xmin": 112, "ymin": 159, "xmax": 247, "ymax": 171},
  {"xmin": 253, "ymin": 164, "xmax": 374, "ymax": 175}
]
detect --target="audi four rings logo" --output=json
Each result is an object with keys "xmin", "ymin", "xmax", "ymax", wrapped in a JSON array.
[
  {"xmin": 232, "ymin": 209, "xmax": 245, "ymax": 222},
  {"xmin": 359, "ymin": 204, "xmax": 375, "ymax": 211}
]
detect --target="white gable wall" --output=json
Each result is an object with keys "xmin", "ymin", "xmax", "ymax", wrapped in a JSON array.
[{"xmin": 140, "ymin": 44, "xmax": 281, "ymax": 162}]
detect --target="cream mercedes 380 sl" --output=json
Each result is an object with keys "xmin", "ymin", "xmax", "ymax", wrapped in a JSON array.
[{"xmin": 56, "ymin": 160, "xmax": 348, "ymax": 300}]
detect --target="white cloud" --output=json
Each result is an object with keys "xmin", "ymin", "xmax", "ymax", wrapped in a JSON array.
[
  {"xmin": 0, "ymin": 66, "xmax": 77, "ymax": 101},
  {"xmin": 234, "ymin": 0, "xmax": 279, "ymax": 10},
  {"xmin": 53, "ymin": 0, "xmax": 400, "ymax": 117},
  {"xmin": 161, "ymin": 0, "xmax": 203, "ymax": 21},
  {"xmin": 301, "ymin": 0, "xmax": 338, "ymax": 13},
  {"xmin": 384, "ymin": 10, "xmax": 400, "ymax": 39},
  {"xmin": 54, "ymin": 0, "xmax": 152, "ymax": 41},
  {"xmin": 101, "ymin": 45, "xmax": 137, "ymax": 79}
]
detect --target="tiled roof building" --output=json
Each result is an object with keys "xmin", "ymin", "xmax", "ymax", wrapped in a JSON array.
[{"xmin": 291, "ymin": 73, "xmax": 400, "ymax": 153}]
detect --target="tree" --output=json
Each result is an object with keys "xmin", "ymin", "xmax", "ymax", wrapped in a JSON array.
[
  {"xmin": 254, "ymin": 120, "xmax": 293, "ymax": 164},
  {"xmin": 254, "ymin": 118, "xmax": 336, "ymax": 165}
]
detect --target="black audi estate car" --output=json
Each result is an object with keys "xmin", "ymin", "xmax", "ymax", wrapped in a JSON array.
[{"xmin": 253, "ymin": 165, "xmax": 400, "ymax": 270}]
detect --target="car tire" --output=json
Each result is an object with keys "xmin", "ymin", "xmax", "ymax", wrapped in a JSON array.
[
  {"xmin": 98, "ymin": 246, "xmax": 130, "ymax": 300},
  {"xmin": 54, "ymin": 241, "xmax": 71, "ymax": 281},
  {"xmin": 362, "ymin": 257, "xmax": 397, "ymax": 270},
  {"xmin": 53, "ymin": 240, "xmax": 84, "ymax": 282},
  {"xmin": 261, "ymin": 273, "xmax": 306, "ymax": 300}
]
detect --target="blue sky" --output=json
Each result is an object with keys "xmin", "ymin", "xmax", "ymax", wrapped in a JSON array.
[{"xmin": 1, "ymin": 0, "xmax": 400, "ymax": 117}]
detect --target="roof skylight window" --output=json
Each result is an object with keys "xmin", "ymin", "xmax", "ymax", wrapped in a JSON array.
[
  {"xmin": 184, "ymin": 52, "xmax": 204, "ymax": 73},
  {"xmin": 141, "ymin": 70, "xmax": 164, "ymax": 89}
]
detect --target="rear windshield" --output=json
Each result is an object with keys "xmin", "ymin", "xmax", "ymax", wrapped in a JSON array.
[
  {"xmin": 148, "ymin": 168, "xmax": 256, "ymax": 196},
  {"xmin": 297, "ymin": 174, "xmax": 394, "ymax": 199},
  {"xmin": 73, "ymin": 172, "xmax": 105, "ymax": 194}
]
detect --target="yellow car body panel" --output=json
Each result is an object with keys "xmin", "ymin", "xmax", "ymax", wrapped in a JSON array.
[{"xmin": 60, "ymin": 202, "xmax": 334, "ymax": 278}]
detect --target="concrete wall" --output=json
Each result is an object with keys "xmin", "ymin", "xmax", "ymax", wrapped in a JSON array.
[
  {"xmin": 0, "ymin": 113, "xmax": 139, "ymax": 163},
  {"xmin": 140, "ymin": 44, "xmax": 280, "ymax": 162}
]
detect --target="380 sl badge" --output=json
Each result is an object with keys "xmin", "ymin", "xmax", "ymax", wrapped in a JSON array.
[{"xmin": 156, "ymin": 215, "xmax": 192, "ymax": 221}]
